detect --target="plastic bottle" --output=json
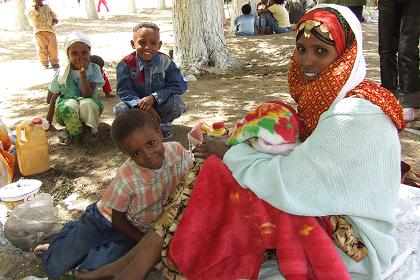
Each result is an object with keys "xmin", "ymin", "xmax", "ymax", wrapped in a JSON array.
[
  {"xmin": 16, "ymin": 123, "xmax": 49, "ymax": 176},
  {"xmin": 208, "ymin": 122, "xmax": 229, "ymax": 142}
]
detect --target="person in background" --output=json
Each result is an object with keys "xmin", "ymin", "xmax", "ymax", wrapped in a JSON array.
[
  {"xmin": 113, "ymin": 22, "xmax": 188, "ymax": 140},
  {"xmin": 90, "ymin": 55, "xmax": 114, "ymax": 98},
  {"xmin": 317, "ymin": 0, "xmax": 366, "ymax": 22},
  {"xmin": 257, "ymin": 0, "xmax": 291, "ymax": 34},
  {"xmin": 378, "ymin": 0, "xmax": 420, "ymax": 122},
  {"xmin": 234, "ymin": 4, "xmax": 256, "ymax": 36},
  {"xmin": 27, "ymin": 0, "xmax": 59, "ymax": 69},
  {"xmin": 46, "ymin": 32, "xmax": 104, "ymax": 145},
  {"xmin": 256, "ymin": 0, "xmax": 270, "ymax": 34},
  {"xmin": 97, "ymin": 0, "xmax": 109, "ymax": 12}
]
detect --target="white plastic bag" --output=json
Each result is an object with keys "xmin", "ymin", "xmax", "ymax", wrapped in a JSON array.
[{"xmin": 4, "ymin": 193, "xmax": 60, "ymax": 251}]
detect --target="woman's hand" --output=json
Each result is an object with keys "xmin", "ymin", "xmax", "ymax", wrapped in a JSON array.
[{"xmin": 193, "ymin": 141, "xmax": 230, "ymax": 159}]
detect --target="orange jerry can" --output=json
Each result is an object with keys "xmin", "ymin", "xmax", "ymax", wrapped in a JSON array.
[{"xmin": 16, "ymin": 123, "xmax": 49, "ymax": 176}]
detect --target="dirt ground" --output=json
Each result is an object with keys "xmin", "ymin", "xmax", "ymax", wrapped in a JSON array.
[{"xmin": 0, "ymin": 7, "xmax": 419, "ymax": 280}]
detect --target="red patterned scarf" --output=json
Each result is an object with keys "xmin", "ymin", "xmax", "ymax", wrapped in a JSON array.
[{"xmin": 289, "ymin": 18, "xmax": 405, "ymax": 140}]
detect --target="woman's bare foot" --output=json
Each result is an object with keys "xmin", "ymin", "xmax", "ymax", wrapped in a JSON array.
[{"xmin": 33, "ymin": 244, "xmax": 49, "ymax": 257}]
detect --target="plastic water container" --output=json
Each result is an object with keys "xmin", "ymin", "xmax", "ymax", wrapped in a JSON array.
[
  {"xmin": 16, "ymin": 123, "xmax": 49, "ymax": 176},
  {"xmin": 207, "ymin": 122, "xmax": 229, "ymax": 143}
]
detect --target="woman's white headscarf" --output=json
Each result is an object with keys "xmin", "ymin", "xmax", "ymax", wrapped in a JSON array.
[
  {"xmin": 57, "ymin": 32, "xmax": 91, "ymax": 85},
  {"xmin": 311, "ymin": 4, "xmax": 366, "ymax": 105}
]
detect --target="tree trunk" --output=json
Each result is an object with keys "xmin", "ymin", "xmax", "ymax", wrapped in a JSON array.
[
  {"xmin": 81, "ymin": 0, "xmax": 98, "ymax": 19},
  {"xmin": 13, "ymin": 0, "xmax": 30, "ymax": 31},
  {"xmin": 157, "ymin": 0, "xmax": 166, "ymax": 9},
  {"xmin": 128, "ymin": 0, "xmax": 136, "ymax": 14},
  {"xmin": 173, "ymin": 0, "xmax": 238, "ymax": 72},
  {"xmin": 230, "ymin": 0, "xmax": 256, "ymax": 32},
  {"xmin": 221, "ymin": 0, "xmax": 226, "ymax": 27}
]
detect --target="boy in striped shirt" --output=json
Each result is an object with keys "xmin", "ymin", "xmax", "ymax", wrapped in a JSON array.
[{"xmin": 35, "ymin": 109, "xmax": 193, "ymax": 278}]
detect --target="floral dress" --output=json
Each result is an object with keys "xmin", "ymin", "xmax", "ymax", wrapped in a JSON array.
[{"xmin": 49, "ymin": 62, "xmax": 104, "ymax": 136}]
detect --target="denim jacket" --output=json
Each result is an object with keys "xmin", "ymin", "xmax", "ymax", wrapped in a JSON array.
[{"xmin": 116, "ymin": 52, "xmax": 188, "ymax": 108}]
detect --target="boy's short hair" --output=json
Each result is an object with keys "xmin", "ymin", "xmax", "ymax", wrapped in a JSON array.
[
  {"xmin": 133, "ymin": 22, "xmax": 160, "ymax": 33},
  {"xmin": 111, "ymin": 109, "xmax": 160, "ymax": 152},
  {"xmin": 242, "ymin": 4, "xmax": 252, "ymax": 15},
  {"xmin": 90, "ymin": 55, "xmax": 105, "ymax": 69},
  {"xmin": 273, "ymin": 0, "xmax": 285, "ymax": 4}
]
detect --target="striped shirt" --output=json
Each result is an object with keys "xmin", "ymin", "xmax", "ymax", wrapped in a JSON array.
[{"xmin": 97, "ymin": 142, "xmax": 193, "ymax": 232}]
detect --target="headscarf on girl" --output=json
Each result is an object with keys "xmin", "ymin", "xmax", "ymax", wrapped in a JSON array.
[
  {"xmin": 57, "ymin": 32, "xmax": 91, "ymax": 85},
  {"xmin": 288, "ymin": 4, "xmax": 405, "ymax": 140}
]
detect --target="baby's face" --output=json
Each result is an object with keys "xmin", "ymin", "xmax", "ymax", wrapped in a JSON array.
[
  {"xmin": 67, "ymin": 42, "xmax": 90, "ymax": 70},
  {"xmin": 131, "ymin": 27, "xmax": 162, "ymax": 62}
]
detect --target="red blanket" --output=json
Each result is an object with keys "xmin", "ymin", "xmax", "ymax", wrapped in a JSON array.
[{"xmin": 169, "ymin": 156, "xmax": 350, "ymax": 280}]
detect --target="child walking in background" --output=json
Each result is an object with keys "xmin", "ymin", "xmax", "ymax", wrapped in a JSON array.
[
  {"xmin": 35, "ymin": 109, "xmax": 194, "ymax": 279},
  {"xmin": 113, "ymin": 22, "xmax": 188, "ymax": 140},
  {"xmin": 234, "ymin": 4, "xmax": 256, "ymax": 36},
  {"xmin": 27, "ymin": 0, "xmax": 59, "ymax": 69},
  {"xmin": 46, "ymin": 32, "xmax": 104, "ymax": 145},
  {"xmin": 97, "ymin": 0, "xmax": 109, "ymax": 12},
  {"xmin": 90, "ymin": 55, "xmax": 114, "ymax": 97}
]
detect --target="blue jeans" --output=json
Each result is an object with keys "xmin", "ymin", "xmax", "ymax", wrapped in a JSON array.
[
  {"xmin": 235, "ymin": 31, "xmax": 256, "ymax": 36},
  {"xmin": 42, "ymin": 203, "xmax": 136, "ymax": 278},
  {"xmin": 259, "ymin": 13, "xmax": 291, "ymax": 34},
  {"xmin": 113, "ymin": 94, "xmax": 186, "ymax": 132}
]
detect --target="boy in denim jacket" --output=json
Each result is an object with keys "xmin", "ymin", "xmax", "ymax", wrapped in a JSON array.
[{"xmin": 114, "ymin": 22, "xmax": 188, "ymax": 139}]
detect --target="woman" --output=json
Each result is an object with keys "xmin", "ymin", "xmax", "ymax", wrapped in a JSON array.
[
  {"xmin": 76, "ymin": 4, "xmax": 404, "ymax": 280},
  {"xmin": 194, "ymin": 3, "xmax": 404, "ymax": 279}
]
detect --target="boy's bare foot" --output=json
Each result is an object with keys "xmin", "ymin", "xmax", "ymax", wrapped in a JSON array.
[
  {"xmin": 74, "ymin": 261, "xmax": 123, "ymax": 280},
  {"xmin": 74, "ymin": 270, "xmax": 114, "ymax": 280},
  {"xmin": 33, "ymin": 244, "xmax": 49, "ymax": 257}
]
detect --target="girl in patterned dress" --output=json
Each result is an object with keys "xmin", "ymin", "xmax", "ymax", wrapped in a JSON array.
[{"xmin": 46, "ymin": 32, "xmax": 104, "ymax": 145}]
